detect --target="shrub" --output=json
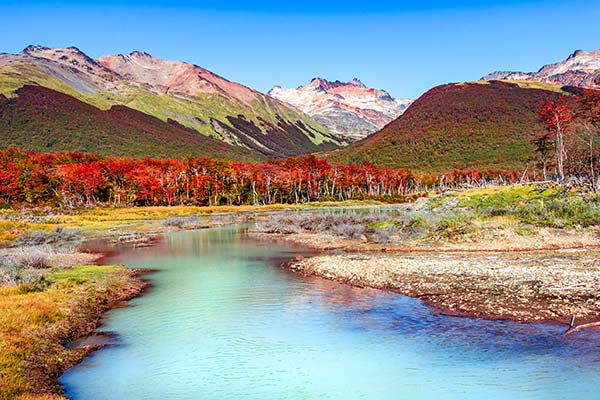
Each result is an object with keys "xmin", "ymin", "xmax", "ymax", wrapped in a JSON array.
[
  {"xmin": 0, "ymin": 246, "xmax": 55, "ymax": 286},
  {"xmin": 331, "ymin": 223, "xmax": 365, "ymax": 240},
  {"xmin": 18, "ymin": 227, "xmax": 81, "ymax": 246},
  {"xmin": 371, "ymin": 226, "xmax": 398, "ymax": 243},
  {"xmin": 253, "ymin": 219, "xmax": 302, "ymax": 234},
  {"xmin": 6, "ymin": 246, "xmax": 55, "ymax": 269},
  {"xmin": 254, "ymin": 212, "xmax": 391, "ymax": 239},
  {"xmin": 163, "ymin": 216, "xmax": 201, "ymax": 228},
  {"xmin": 410, "ymin": 215, "xmax": 430, "ymax": 229},
  {"xmin": 437, "ymin": 214, "xmax": 473, "ymax": 238}
]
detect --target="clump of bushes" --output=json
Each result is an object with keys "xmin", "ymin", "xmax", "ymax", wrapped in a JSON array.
[
  {"xmin": 18, "ymin": 227, "xmax": 81, "ymax": 246},
  {"xmin": 254, "ymin": 212, "xmax": 390, "ymax": 238},
  {"xmin": 458, "ymin": 185, "xmax": 600, "ymax": 228},
  {"xmin": 513, "ymin": 197, "xmax": 600, "ymax": 227},
  {"xmin": 254, "ymin": 212, "xmax": 440, "ymax": 243},
  {"xmin": 163, "ymin": 216, "xmax": 201, "ymax": 228},
  {"xmin": 210, "ymin": 214, "xmax": 244, "ymax": 226},
  {"xmin": 0, "ymin": 246, "xmax": 56, "ymax": 286},
  {"xmin": 331, "ymin": 224, "xmax": 365, "ymax": 240},
  {"xmin": 370, "ymin": 226, "xmax": 398, "ymax": 243},
  {"xmin": 254, "ymin": 218, "xmax": 303, "ymax": 234},
  {"xmin": 436, "ymin": 214, "xmax": 473, "ymax": 238}
]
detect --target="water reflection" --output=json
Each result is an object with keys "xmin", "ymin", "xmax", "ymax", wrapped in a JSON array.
[{"xmin": 62, "ymin": 225, "xmax": 600, "ymax": 400}]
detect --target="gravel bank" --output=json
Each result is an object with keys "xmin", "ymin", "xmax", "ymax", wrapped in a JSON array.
[{"xmin": 286, "ymin": 250, "xmax": 600, "ymax": 325}]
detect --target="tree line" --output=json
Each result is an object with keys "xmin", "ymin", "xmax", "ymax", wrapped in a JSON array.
[
  {"xmin": 3, "ymin": 88, "xmax": 597, "ymax": 209},
  {"xmin": 0, "ymin": 149, "xmax": 519, "ymax": 208}
]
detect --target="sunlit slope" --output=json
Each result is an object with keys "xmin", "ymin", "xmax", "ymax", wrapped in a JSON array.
[
  {"xmin": 328, "ymin": 81, "xmax": 569, "ymax": 172},
  {"xmin": 0, "ymin": 85, "xmax": 257, "ymax": 160},
  {"xmin": 0, "ymin": 46, "xmax": 343, "ymax": 158}
]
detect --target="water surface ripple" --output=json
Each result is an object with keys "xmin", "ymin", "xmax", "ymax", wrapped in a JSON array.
[{"xmin": 60, "ymin": 226, "xmax": 600, "ymax": 399}]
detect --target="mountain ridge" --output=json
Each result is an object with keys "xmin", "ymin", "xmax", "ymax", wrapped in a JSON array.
[
  {"xmin": 268, "ymin": 77, "xmax": 412, "ymax": 140},
  {"xmin": 0, "ymin": 45, "xmax": 345, "ymax": 158},
  {"xmin": 483, "ymin": 49, "xmax": 600, "ymax": 89}
]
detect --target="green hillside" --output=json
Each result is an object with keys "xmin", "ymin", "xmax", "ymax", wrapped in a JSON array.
[
  {"xmin": 328, "ymin": 81, "xmax": 569, "ymax": 172},
  {"xmin": 0, "ymin": 85, "xmax": 258, "ymax": 160}
]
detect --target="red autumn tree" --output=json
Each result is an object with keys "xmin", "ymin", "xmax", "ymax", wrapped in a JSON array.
[
  {"xmin": 577, "ymin": 90, "xmax": 600, "ymax": 189},
  {"xmin": 539, "ymin": 96, "xmax": 574, "ymax": 182}
]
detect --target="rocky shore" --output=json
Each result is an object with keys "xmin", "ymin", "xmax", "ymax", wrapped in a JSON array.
[{"xmin": 286, "ymin": 250, "xmax": 600, "ymax": 326}]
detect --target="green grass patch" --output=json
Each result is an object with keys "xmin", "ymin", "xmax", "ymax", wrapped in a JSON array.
[{"xmin": 49, "ymin": 265, "xmax": 122, "ymax": 285}]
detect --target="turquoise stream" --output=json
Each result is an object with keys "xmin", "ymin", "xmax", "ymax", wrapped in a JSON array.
[{"xmin": 60, "ymin": 225, "xmax": 600, "ymax": 399}]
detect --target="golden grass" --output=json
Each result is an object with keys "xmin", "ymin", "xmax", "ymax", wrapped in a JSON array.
[
  {"xmin": 0, "ymin": 265, "xmax": 138, "ymax": 400},
  {"xmin": 0, "ymin": 201, "xmax": 383, "ymax": 244},
  {"xmin": 455, "ymin": 79, "xmax": 566, "ymax": 93},
  {"xmin": 500, "ymin": 80, "xmax": 567, "ymax": 93}
]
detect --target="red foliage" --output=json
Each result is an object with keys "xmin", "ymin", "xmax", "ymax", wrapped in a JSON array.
[
  {"xmin": 0, "ymin": 149, "xmax": 522, "ymax": 208},
  {"xmin": 538, "ymin": 96, "xmax": 574, "ymax": 137}
]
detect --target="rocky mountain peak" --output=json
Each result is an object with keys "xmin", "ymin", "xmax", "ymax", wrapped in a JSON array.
[
  {"xmin": 19, "ymin": 45, "xmax": 112, "ymax": 79},
  {"xmin": 21, "ymin": 45, "xmax": 50, "ymax": 55},
  {"xmin": 269, "ymin": 78, "xmax": 413, "ymax": 140},
  {"xmin": 128, "ymin": 50, "xmax": 155, "ymax": 59},
  {"xmin": 348, "ymin": 78, "xmax": 366, "ymax": 88},
  {"xmin": 567, "ymin": 49, "xmax": 585, "ymax": 60},
  {"xmin": 483, "ymin": 48, "xmax": 600, "ymax": 89}
]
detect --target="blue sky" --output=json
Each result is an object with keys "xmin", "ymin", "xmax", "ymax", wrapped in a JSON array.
[{"xmin": 1, "ymin": 0, "xmax": 599, "ymax": 98}]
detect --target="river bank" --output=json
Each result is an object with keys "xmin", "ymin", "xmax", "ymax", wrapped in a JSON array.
[
  {"xmin": 0, "ymin": 265, "xmax": 148, "ymax": 400},
  {"xmin": 284, "ymin": 250, "xmax": 600, "ymax": 325},
  {"xmin": 0, "ymin": 200, "xmax": 385, "ymax": 399},
  {"xmin": 250, "ymin": 185, "xmax": 600, "ymax": 328},
  {"xmin": 1, "ymin": 186, "xmax": 599, "ymax": 398}
]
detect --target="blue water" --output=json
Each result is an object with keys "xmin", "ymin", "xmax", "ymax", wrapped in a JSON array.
[{"xmin": 60, "ymin": 225, "xmax": 600, "ymax": 399}]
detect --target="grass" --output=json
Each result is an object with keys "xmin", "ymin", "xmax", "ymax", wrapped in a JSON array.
[
  {"xmin": 457, "ymin": 185, "xmax": 562, "ymax": 208},
  {"xmin": 500, "ymin": 80, "xmax": 567, "ymax": 93},
  {"xmin": 0, "ymin": 62, "xmax": 113, "ymax": 110},
  {"xmin": 0, "ymin": 265, "xmax": 142, "ymax": 400},
  {"xmin": 419, "ymin": 184, "xmax": 600, "ymax": 241},
  {"xmin": 0, "ymin": 221, "xmax": 54, "ymax": 247},
  {"xmin": 0, "ymin": 201, "xmax": 384, "ymax": 245},
  {"xmin": 455, "ymin": 185, "xmax": 600, "ymax": 228}
]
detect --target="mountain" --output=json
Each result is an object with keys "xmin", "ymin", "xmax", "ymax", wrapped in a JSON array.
[
  {"xmin": 0, "ymin": 46, "xmax": 344, "ymax": 158},
  {"xmin": 483, "ymin": 49, "xmax": 600, "ymax": 89},
  {"xmin": 327, "ymin": 81, "xmax": 568, "ymax": 172},
  {"xmin": 268, "ymin": 78, "xmax": 412, "ymax": 140},
  {"xmin": 0, "ymin": 85, "xmax": 255, "ymax": 160}
]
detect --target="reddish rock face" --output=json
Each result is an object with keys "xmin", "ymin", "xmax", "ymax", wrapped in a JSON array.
[
  {"xmin": 269, "ymin": 78, "xmax": 413, "ymax": 140},
  {"xmin": 483, "ymin": 49, "xmax": 600, "ymax": 89},
  {"xmin": 97, "ymin": 51, "xmax": 259, "ymax": 103}
]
